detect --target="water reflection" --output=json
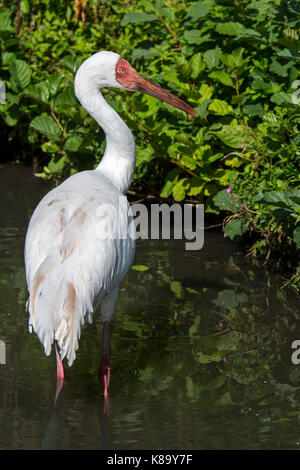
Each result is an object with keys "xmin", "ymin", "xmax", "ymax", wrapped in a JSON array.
[{"xmin": 0, "ymin": 164, "xmax": 300, "ymax": 449}]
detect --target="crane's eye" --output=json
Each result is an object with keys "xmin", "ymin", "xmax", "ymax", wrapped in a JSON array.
[{"xmin": 117, "ymin": 67, "xmax": 124, "ymax": 73}]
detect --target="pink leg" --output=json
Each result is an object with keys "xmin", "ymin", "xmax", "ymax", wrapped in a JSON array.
[
  {"xmin": 55, "ymin": 342, "xmax": 65, "ymax": 379},
  {"xmin": 55, "ymin": 376, "xmax": 64, "ymax": 405},
  {"xmin": 99, "ymin": 321, "xmax": 110, "ymax": 398},
  {"xmin": 103, "ymin": 366, "xmax": 110, "ymax": 399}
]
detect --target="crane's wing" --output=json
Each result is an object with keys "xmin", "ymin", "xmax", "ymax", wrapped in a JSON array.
[{"xmin": 24, "ymin": 170, "xmax": 135, "ymax": 365}]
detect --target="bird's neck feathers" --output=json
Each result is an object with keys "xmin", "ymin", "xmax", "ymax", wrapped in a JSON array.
[{"xmin": 74, "ymin": 68, "xmax": 136, "ymax": 194}]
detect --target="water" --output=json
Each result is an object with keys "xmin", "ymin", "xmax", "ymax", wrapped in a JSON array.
[{"xmin": 0, "ymin": 163, "xmax": 299, "ymax": 450}]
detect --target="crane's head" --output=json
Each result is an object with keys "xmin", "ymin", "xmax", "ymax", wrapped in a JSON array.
[
  {"xmin": 75, "ymin": 51, "xmax": 198, "ymax": 118},
  {"xmin": 115, "ymin": 57, "xmax": 198, "ymax": 117}
]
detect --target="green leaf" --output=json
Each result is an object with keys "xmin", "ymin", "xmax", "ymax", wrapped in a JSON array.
[
  {"xmin": 243, "ymin": 103, "xmax": 265, "ymax": 117},
  {"xmin": 29, "ymin": 115, "xmax": 62, "ymax": 139},
  {"xmin": 221, "ymin": 48, "xmax": 245, "ymax": 68},
  {"xmin": 160, "ymin": 168, "xmax": 182, "ymax": 198},
  {"xmin": 163, "ymin": 71, "xmax": 183, "ymax": 89},
  {"xmin": 172, "ymin": 178, "xmax": 190, "ymax": 201},
  {"xmin": 180, "ymin": 155, "xmax": 197, "ymax": 170},
  {"xmin": 208, "ymin": 99, "xmax": 234, "ymax": 116},
  {"xmin": 231, "ymin": 48, "xmax": 245, "ymax": 67},
  {"xmin": 187, "ymin": 177, "xmax": 205, "ymax": 196},
  {"xmin": 246, "ymin": 0, "xmax": 272, "ymax": 18},
  {"xmin": 48, "ymin": 156, "xmax": 66, "ymax": 173},
  {"xmin": 209, "ymin": 70, "xmax": 233, "ymax": 87},
  {"xmin": 185, "ymin": 2, "xmax": 210, "ymax": 20},
  {"xmin": 270, "ymin": 92, "xmax": 293, "ymax": 105},
  {"xmin": 20, "ymin": 0, "xmax": 30, "ymax": 14},
  {"xmin": 203, "ymin": 48, "xmax": 222, "ymax": 69},
  {"xmin": 253, "ymin": 190, "xmax": 300, "ymax": 210},
  {"xmin": 216, "ymin": 22, "xmax": 244, "ymax": 36},
  {"xmin": 1, "ymin": 103, "xmax": 19, "ymax": 126},
  {"xmin": 195, "ymin": 351, "xmax": 224, "ymax": 364},
  {"xmin": 225, "ymin": 218, "xmax": 245, "ymax": 240},
  {"xmin": 270, "ymin": 58, "xmax": 294, "ymax": 77},
  {"xmin": 132, "ymin": 48, "xmax": 157, "ymax": 61},
  {"xmin": 2, "ymin": 51, "xmax": 16, "ymax": 66},
  {"xmin": 238, "ymin": 27, "xmax": 261, "ymax": 39},
  {"xmin": 170, "ymin": 281, "xmax": 183, "ymax": 298},
  {"xmin": 215, "ymin": 124, "xmax": 254, "ymax": 149},
  {"xmin": 47, "ymin": 73, "xmax": 64, "ymax": 96},
  {"xmin": 0, "ymin": 12, "xmax": 14, "ymax": 32},
  {"xmin": 41, "ymin": 141, "xmax": 60, "ymax": 154},
  {"xmin": 252, "ymin": 76, "xmax": 281, "ymax": 94},
  {"xmin": 24, "ymin": 82, "xmax": 49, "ymax": 103},
  {"xmin": 213, "ymin": 289, "xmax": 249, "ymax": 308},
  {"xmin": 136, "ymin": 145, "xmax": 154, "ymax": 168},
  {"xmin": 213, "ymin": 189, "xmax": 240, "ymax": 212},
  {"xmin": 9, "ymin": 59, "xmax": 31, "ymax": 90},
  {"xmin": 195, "ymin": 101, "xmax": 209, "ymax": 119},
  {"xmin": 224, "ymin": 156, "xmax": 243, "ymax": 168},
  {"xmin": 263, "ymin": 112, "xmax": 280, "ymax": 126},
  {"xmin": 190, "ymin": 53, "xmax": 206, "ymax": 79},
  {"xmin": 121, "ymin": 12, "xmax": 157, "ymax": 26},
  {"xmin": 59, "ymin": 55, "xmax": 82, "ymax": 73},
  {"xmin": 293, "ymin": 226, "xmax": 300, "ymax": 249},
  {"xmin": 198, "ymin": 83, "xmax": 213, "ymax": 103},
  {"xmin": 64, "ymin": 135, "xmax": 83, "ymax": 152},
  {"xmin": 204, "ymin": 183, "xmax": 218, "ymax": 196},
  {"xmin": 54, "ymin": 88, "xmax": 78, "ymax": 110},
  {"xmin": 131, "ymin": 265, "xmax": 149, "ymax": 271},
  {"xmin": 184, "ymin": 30, "xmax": 210, "ymax": 45}
]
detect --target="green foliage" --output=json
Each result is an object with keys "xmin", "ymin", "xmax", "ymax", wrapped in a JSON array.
[
  {"xmin": 131, "ymin": 264, "xmax": 150, "ymax": 271},
  {"xmin": 0, "ymin": 0, "xmax": 299, "ymax": 283},
  {"xmin": 29, "ymin": 115, "xmax": 62, "ymax": 139}
]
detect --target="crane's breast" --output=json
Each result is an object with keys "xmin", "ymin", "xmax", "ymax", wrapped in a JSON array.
[{"xmin": 24, "ymin": 170, "xmax": 136, "ymax": 296}]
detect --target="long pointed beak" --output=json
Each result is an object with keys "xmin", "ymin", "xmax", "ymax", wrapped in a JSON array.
[{"xmin": 132, "ymin": 73, "xmax": 198, "ymax": 118}]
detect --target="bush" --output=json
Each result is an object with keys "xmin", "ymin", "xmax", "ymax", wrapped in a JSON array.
[{"xmin": 0, "ymin": 0, "xmax": 299, "ymax": 287}]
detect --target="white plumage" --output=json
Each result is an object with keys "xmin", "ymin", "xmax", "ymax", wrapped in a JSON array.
[
  {"xmin": 25, "ymin": 52, "xmax": 136, "ymax": 369},
  {"xmin": 25, "ymin": 170, "xmax": 135, "ymax": 365},
  {"xmin": 24, "ymin": 50, "xmax": 197, "ymax": 394}
]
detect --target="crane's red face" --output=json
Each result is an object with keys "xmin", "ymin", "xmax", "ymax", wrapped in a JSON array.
[{"xmin": 115, "ymin": 57, "xmax": 198, "ymax": 117}]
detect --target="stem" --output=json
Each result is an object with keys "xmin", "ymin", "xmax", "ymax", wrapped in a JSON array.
[
  {"xmin": 170, "ymin": 158, "xmax": 199, "ymax": 178},
  {"xmin": 164, "ymin": 22, "xmax": 177, "ymax": 39},
  {"xmin": 234, "ymin": 69, "xmax": 240, "ymax": 96},
  {"xmin": 222, "ymin": 151, "xmax": 250, "ymax": 161},
  {"xmin": 50, "ymin": 106, "xmax": 67, "ymax": 138},
  {"xmin": 234, "ymin": 69, "xmax": 246, "ymax": 125}
]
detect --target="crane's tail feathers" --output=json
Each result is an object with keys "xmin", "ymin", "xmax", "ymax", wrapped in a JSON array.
[{"xmin": 28, "ymin": 255, "xmax": 94, "ymax": 366}]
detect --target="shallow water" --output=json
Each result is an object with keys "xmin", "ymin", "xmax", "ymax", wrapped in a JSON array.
[{"xmin": 0, "ymin": 163, "xmax": 300, "ymax": 450}]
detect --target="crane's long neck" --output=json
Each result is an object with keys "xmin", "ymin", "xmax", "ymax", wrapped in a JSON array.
[{"xmin": 75, "ymin": 79, "xmax": 136, "ymax": 194}]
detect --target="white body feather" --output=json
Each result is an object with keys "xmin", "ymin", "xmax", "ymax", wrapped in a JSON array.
[{"xmin": 25, "ymin": 52, "xmax": 136, "ymax": 366}]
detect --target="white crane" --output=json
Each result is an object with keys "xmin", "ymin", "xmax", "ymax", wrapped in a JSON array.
[{"xmin": 24, "ymin": 51, "xmax": 197, "ymax": 398}]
